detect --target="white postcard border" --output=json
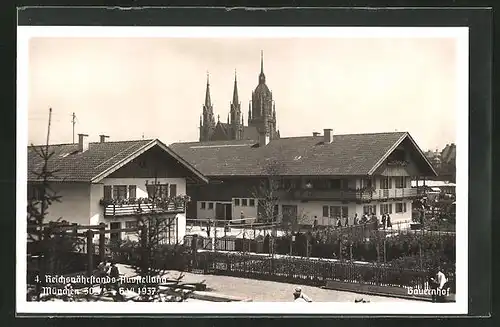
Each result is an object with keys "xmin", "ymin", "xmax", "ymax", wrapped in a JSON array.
[{"xmin": 16, "ymin": 26, "xmax": 469, "ymax": 315}]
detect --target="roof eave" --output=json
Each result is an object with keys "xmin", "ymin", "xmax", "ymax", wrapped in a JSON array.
[
  {"xmin": 367, "ymin": 132, "xmax": 439, "ymax": 177},
  {"xmin": 91, "ymin": 139, "xmax": 209, "ymax": 184}
]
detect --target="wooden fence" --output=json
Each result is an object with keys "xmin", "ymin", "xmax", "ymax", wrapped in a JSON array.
[
  {"xmin": 26, "ymin": 222, "xmax": 147, "ymax": 279},
  {"xmin": 192, "ymin": 251, "xmax": 434, "ymax": 290}
]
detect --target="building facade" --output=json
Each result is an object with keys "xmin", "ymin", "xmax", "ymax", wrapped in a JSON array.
[
  {"xmin": 27, "ymin": 136, "xmax": 208, "ymax": 243},
  {"xmin": 171, "ymin": 130, "xmax": 437, "ymax": 226}
]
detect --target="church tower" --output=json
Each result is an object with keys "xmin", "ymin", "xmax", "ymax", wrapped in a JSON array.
[
  {"xmin": 249, "ymin": 51, "xmax": 278, "ymax": 140},
  {"xmin": 199, "ymin": 73, "xmax": 216, "ymax": 142},
  {"xmin": 230, "ymin": 70, "xmax": 243, "ymax": 140}
]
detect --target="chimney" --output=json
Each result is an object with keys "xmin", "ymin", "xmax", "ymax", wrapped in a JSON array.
[
  {"xmin": 312, "ymin": 132, "xmax": 320, "ymax": 137},
  {"xmin": 323, "ymin": 129, "xmax": 333, "ymax": 144},
  {"xmin": 78, "ymin": 133, "xmax": 89, "ymax": 152},
  {"xmin": 258, "ymin": 132, "xmax": 270, "ymax": 147},
  {"xmin": 99, "ymin": 134, "xmax": 109, "ymax": 143}
]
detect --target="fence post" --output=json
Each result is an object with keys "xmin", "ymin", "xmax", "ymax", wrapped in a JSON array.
[
  {"xmin": 72, "ymin": 223, "xmax": 78, "ymax": 238},
  {"xmin": 140, "ymin": 224, "xmax": 148, "ymax": 274},
  {"xmin": 339, "ymin": 239, "xmax": 342, "ymax": 261},
  {"xmin": 99, "ymin": 222, "xmax": 106, "ymax": 262},
  {"xmin": 86, "ymin": 229, "xmax": 94, "ymax": 276},
  {"xmin": 306, "ymin": 236, "xmax": 310, "ymax": 258},
  {"xmin": 191, "ymin": 234, "xmax": 198, "ymax": 271},
  {"xmin": 383, "ymin": 239, "xmax": 387, "ymax": 263}
]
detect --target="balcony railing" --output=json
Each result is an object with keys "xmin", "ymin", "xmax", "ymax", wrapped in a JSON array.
[
  {"xmin": 100, "ymin": 196, "xmax": 189, "ymax": 217},
  {"xmin": 103, "ymin": 203, "xmax": 185, "ymax": 217},
  {"xmin": 292, "ymin": 187, "xmax": 418, "ymax": 201}
]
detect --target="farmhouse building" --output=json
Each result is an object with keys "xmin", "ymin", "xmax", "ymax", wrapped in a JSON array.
[
  {"xmin": 170, "ymin": 129, "xmax": 437, "ymax": 226},
  {"xmin": 27, "ymin": 135, "xmax": 208, "ymax": 243}
]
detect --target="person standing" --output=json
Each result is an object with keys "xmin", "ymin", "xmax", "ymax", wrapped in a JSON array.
[
  {"xmin": 381, "ymin": 214, "xmax": 387, "ymax": 230},
  {"xmin": 430, "ymin": 265, "xmax": 448, "ymax": 302},
  {"xmin": 386, "ymin": 214, "xmax": 392, "ymax": 229},
  {"xmin": 353, "ymin": 213, "xmax": 358, "ymax": 225}
]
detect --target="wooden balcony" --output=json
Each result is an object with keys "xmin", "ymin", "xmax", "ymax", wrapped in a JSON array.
[
  {"xmin": 100, "ymin": 197, "xmax": 188, "ymax": 217},
  {"xmin": 292, "ymin": 187, "xmax": 418, "ymax": 202},
  {"xmin": 103, "ymin": 202, "xmax": 185, "ymax": 217}
]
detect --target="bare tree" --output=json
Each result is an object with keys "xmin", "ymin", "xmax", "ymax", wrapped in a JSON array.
[
  {"xmin": 251, "ymin": 157, "xmax": 286, "ymax": 225},
  {"xmin": 27, "ymin": 108, "xmax": 83, "ymax": 301}
]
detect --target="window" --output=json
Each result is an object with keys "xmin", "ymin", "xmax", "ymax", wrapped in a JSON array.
[
  {"xmin": 147, "ymin": 183, "xmax": 169, "ymax": 199},
  {"xmin": 208, "ymin": 202, "xmax": 214, "ymax": 210},
  {"xmin": 395, "ymin": 176, "xmax": 404, "ymax": 189},
  {"xmin": 200, "ymin": 202, "xmax": 206, "ymax": 209},
  {"xmin": 322, "ymin": 206, "xmax": 329, "ymax": 217},
  {"xmin": 103, "ymin": 185, "xmax": 112, "ymax": 200},
  {"xmin": 361, "ymin": 178, "xmax": 372, "ymax": 189},
  {"xmin": 395, "ymin": 202, "xmax": 407, "ymax": 213},
  {"xmin": 125, "ymin": 220, "xmax": 138, "ymax": 233},
  {"xmin": 249, "ymin": 199, "xmax": 255, "ymax": 206},
  {"xmin": 282, "ymin": 205, "xmax": 298, "ymax": 223},
  {"xmin": 169, "ymin": 184, "xmax": 177, "ymax": 197},
  {"xmin": 128, "ymin": 185, "xmax": 137, "ymax": 199},
  {"xmin": 242, "ymin": 199, "xmax": 248, "ymax": 206},
  {"xmin": 158, "ymin": 184, "xmax": 169, "ymax": 198},
  {"xmin": 380, "ymin": 203, "xmax": 393, "ymax": 215},
  {"xmin": 329, "ymin": 206, "xmax": 341, "ymax": 218},
  {"xmin": 113, "ymin": 185, "xmax": 127, "ymax": 200},
  {"xmin": 380, "ymin": 177, "xmax": 391, "ymax": 189},
  {"xmin": 234, "ymin": 198, "xmax": 240, "ymax": 206},
  {"xmin": 273, "ymin": 205, "xmax": 279, "ymax": 220},
  {"xmin": 363, "ymin": 205, "xmax": 377, "ymax": 215}
]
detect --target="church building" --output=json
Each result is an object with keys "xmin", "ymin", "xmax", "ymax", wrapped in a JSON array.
[{"xmin": 199, "ymin": 52, "xmax": 280, "ymax": 142}]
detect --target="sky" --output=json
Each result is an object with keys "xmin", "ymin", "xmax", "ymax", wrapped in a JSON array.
[{"xmin": 27, "ymin": 36, "xmax": 458, "ymax": 151}]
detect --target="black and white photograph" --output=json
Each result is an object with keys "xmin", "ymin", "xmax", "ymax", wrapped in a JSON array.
[{"xmin": 17, "ymin": 22, "xmax": 469, "ymax": 315}]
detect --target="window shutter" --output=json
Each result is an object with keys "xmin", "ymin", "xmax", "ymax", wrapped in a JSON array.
[
  {"xmin": 146, "ymin": 184, "xmax": 155, "ymax": 199},
  {"xmin": 104, "ymin": 185, "xmax": 112, "ymax": 200},
  {"xmin": 128, "ymin": 185, "xmax": 136, "ymax": 199},
  {"xmin": 323, "ymin": 206, "xmax": 329, "ymax": 217},
  {"xmin": 169, "ymin": 184, "xmax": 177, "ymax": 197}
]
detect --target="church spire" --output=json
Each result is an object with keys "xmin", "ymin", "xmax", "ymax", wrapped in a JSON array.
[
  {"xmin": 232, "ymin": 69, "xmax": 239, "ymax": 105},
  {"xmin": 200, "ymin": 71, "xmax": 215, "ymax": 142},
  {"xmin": 205, "ymin": 72, "xmax": 211, "ymax": 107},
  {"xmin": 259, "ymin": 50, "xmax": 266, "ymax": 84},
  {"xmin": 261, "ymin": 50, "xmax": 264, "ymax": 74}
]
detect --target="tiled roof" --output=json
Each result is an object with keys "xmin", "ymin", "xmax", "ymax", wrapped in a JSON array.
[
  {"xmin": 27, "ymin": 139, "xmax": 208, "ymax": 183},
  {"xmin": 170, "ymin": 132, "xmax": 410, "ymax": 177},
  {"xmin": 28, "ymin": 139, "xmax": 153, "ymax": 182}
]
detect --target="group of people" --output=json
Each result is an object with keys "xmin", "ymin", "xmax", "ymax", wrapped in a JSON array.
[
  {"xmin": 357, "ymin": 212, "xmax": 393, "ymax": 229},
  {"xmin": 313, "ymin": 212, "xmax": 394, "ymax": 230}
]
